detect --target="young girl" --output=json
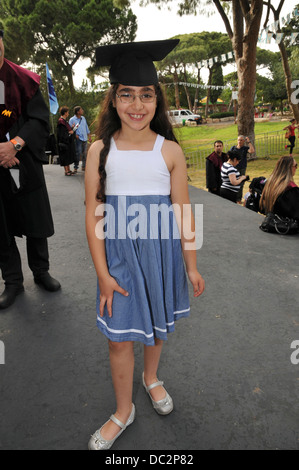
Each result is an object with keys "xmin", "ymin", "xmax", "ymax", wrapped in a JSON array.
[{"xmin": 85, "ymin": 40, "xmax": 205, "ymax": 450}]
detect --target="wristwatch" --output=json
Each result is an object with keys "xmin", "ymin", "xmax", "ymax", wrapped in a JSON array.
[{"xmin": 10, "ymin": 139, "xmax": 22, "ymax": 152}]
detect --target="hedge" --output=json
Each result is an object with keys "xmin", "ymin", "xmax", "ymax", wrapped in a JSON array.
[{"xmin": 209, "ymin": 111, "xmax": 235, "ymax": 118}]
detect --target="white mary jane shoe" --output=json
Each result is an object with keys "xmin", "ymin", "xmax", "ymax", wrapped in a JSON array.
[
  {"xmin": 88, "ymin": 404, "xmax": 135, "ymax": 450},
  {"xmin": 142, "ymin": 372, "xmax": 173, "ymax": 415}
]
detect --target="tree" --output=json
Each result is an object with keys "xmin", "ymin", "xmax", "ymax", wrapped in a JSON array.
[
  {"xmin": 262, "ymin": 1, "xmax": 299, "ymax": 120},
  {"xmin": 157, "ymin": 31, "xmax": 231, "ymax": 113},
  {"xmin": 210, "ymin": 63, "xmax": 224, "ymax": 107},
  {"xmin": 0, "ymin": 0, "xmax": 137, "ymax": 94}
]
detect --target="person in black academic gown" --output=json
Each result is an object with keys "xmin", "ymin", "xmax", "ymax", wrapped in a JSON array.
[
  {"xmin": 57, "ymin": 106, "xmax": 76, "ymax": 175},
  {"xmin": 0, "ymin": 30, "xmax": 61, "ymax": 309},
  {"xmin": 206, "ymin": 140, "xmax": 227, "ymax": 195}
]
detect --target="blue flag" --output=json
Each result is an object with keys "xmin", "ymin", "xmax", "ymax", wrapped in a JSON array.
[{"xmin": 46, "ymin": 63, "xmax": 59, "ymax": 114}]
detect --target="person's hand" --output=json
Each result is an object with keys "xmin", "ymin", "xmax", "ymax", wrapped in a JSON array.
[
  {"xmin": 98, "ymin": 275, "xmax": 129, "ymax": 318},
  {"xmin": 188, "ymin": 270, "xmax": 205, "ymax": 298},
  {"xmin": 0, "ymin": 142, "xmax": 20, "ymax": 168},
  {"xmin": 244, "ymin": 175, "xmax": 250, "ymax": 181}
]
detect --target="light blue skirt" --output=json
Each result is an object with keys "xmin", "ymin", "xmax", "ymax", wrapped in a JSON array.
[{"xmin": 96, "ymin": 195, "xmax": 190, "ymax": 346}]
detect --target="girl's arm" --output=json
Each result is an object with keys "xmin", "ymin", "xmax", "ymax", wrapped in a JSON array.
[
  {"xmin": 85, "ymin": 141, "xmax": 128, "ymax": 317},
  {"xmin": 165, "ymin": 140, "xmax": 205, "ymax": 298}
]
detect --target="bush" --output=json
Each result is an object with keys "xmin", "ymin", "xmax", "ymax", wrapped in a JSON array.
[{"xmin": 209, "ymin": 111, "xmax": 235, "ymax": 118}]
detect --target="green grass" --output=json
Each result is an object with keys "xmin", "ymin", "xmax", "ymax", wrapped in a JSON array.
[
  {"xmin": 175, "ymin": 121, "xmax": 288, "ymax": 149},
  {"xmin": 179, "ymin": 120, "xmax": 299, "ymax": 196}
]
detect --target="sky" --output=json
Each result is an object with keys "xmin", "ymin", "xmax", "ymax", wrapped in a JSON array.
[{"xmin": 73, "ymin": 0, "xmax": 299, "ymax": 87}]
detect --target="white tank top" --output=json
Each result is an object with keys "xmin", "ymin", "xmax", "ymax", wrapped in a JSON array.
[{"xmin": 105, "ymin": 134, "xmax": 171, "ymax": 196}]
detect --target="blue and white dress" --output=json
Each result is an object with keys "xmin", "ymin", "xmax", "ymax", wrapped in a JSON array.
[{"xmin": 96, "ymin": 134, "xmax": 190, "ymax": 346}]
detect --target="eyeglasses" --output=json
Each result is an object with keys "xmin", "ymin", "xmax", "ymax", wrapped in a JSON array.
[{"xmin": 116, "ymin": 92, "xmax": 156, "ymax": 104}]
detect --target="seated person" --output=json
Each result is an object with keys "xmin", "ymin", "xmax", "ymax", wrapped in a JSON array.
[
  {"xmin": 220, "ymin": 151, "xmax": 249, "ymax": 203},
  {"xmin": 259, "ymin": 156, "xmax": 299, "ymax": 220}
]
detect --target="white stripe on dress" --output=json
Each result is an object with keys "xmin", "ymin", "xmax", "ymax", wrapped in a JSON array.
[{"xmin": 97, "ymin": 306, "xmax": 190, "ymax": 338}]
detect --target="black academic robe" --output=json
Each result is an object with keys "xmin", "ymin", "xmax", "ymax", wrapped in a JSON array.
[
  {"xmin": 273, "ymin": 187, "xmax": 299, "ymax": 220},
  {"xmin": 57, "ymin": 119, "xmax": 75, "ymax": 167},
  {"xmin": 206, "ymin": 151, "xmax": 227, "ymax": 193},
  {"xmin": 0, "ymin": 89, "xmax": 54, "ymax": 245}
]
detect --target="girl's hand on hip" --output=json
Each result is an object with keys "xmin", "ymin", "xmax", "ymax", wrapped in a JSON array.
[{"xmin": 99, "ymin": 275, "xmax": 129, "ymax": 318}]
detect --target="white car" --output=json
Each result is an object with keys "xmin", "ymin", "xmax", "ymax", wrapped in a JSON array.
[{"xmin": 168, "ymin": 109, "xmax": 203, "ymax": 126}]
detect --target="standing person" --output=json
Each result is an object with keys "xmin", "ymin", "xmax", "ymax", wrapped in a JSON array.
[
  {"xmin": 85, "ymin": 40, "xmax": 205, "ymax": 450},
  {"xmin": 206, "ymin": 140, "xmax": 227, "ymax": 195},
  {"xmin": 283, "ymin": 119, "xmax": 297, "ymax": 156},
  {"xmin": 220, "ymin": 151, "xmax": 249, "ymax": 203},
  {"xmin": 57, "ymin": 106, "xmax": 76, "ymax": 176},
  {"xmin": 230, "ymin": 135, "xmax": 255, "ymax": 203},
  {"xmin": 69, "ymin": 106, "xmax": 92, "ymax": 172},
  {"xmin": 0, "ymin": 30, "xmax": 60, "ymax": 309}
]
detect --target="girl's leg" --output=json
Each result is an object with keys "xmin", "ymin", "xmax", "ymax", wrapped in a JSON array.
[
  {"xmin": 100, "ymin": 340, "xmax": 134, "ymax": 440},
  {"xmin": 143, "ymin": 338, "xmax": 166, "ymax": 401},
  {"xmin": 289, "ymin": 137, "xmax": 295, "ymax": 154}
]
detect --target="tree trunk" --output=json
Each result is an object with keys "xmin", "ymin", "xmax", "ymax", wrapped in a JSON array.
[
  {"xmin": 213, "ymin": 0, "xmax": 263, "ymax": 145},
  {"xmin": 193, "ymin": 67, "xmax": 201, "ymax": 113},
  {"xmin": 268, "ymin": 3, "xmax": 299, "ymax": 121},
  {"xmin": 233, "ymin": 1, "xmax": 263, "ymax": 144},
  {"xmin": 183, "ymin": 67, "xmax": 192, "ymax": 110},
  {"xmin": 205, "ymin": 68, "xmax": 212, "ymax": 118},
  {"xmin": 236, "ymin": 45, "xmax": 257, "ymax": 142},
  {"xmin": 66, "ymin": 66, "xmax": 75, "ymax": 96},
  {"xmin": 173, "ymin": 69, "xmax": 180, "ymax": 108}
]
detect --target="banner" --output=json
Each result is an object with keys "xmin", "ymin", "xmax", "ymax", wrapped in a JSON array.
[
  {"xmin": 258, "ymin": 5, "xmax": 299, "ymax": 44},
  {"xmin": 195, "ymin": 5, "xmax": 299, "ymax": 72},
  {"xmin": 46, "ymin": 63, "xmax": 59, "ymax": 115},
  {"xmin": 166, "ymin": 82, "xmax": 235, "ymax": 91}
]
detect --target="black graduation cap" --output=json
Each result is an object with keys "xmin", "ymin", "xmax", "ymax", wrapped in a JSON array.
[{"xmin": 96, "ymin": 39, "xmax": 179, "ymax": 86}]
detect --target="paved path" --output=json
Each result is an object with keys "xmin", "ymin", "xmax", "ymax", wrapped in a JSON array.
[{"xmin": 0, "ymin": 164, "xmax": 298, "ymax": 450}]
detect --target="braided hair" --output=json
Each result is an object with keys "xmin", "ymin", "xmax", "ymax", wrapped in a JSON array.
[{"xmin": 95, "ymin": 83, "xmax": 178, "ymax": 202}]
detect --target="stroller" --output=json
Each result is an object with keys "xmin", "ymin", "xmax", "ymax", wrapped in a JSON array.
[{"xmin": 245, "ymin": 176, "xmax": 267, "ymax": 212}]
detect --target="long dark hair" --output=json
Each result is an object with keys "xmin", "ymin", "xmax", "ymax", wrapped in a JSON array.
[{"xmin": 95, "ymin": 83, "xmax": 178, "ymax": 202}]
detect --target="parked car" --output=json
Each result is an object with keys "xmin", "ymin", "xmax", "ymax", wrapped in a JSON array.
[{"xmin": 167, "ymin": 109, "xmax": 203, "ymax": 126}]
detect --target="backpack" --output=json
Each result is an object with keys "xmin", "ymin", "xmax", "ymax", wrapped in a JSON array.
[{"xmin": 245, "ymin": 176, "xmax": 267, "ymax": 212}]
